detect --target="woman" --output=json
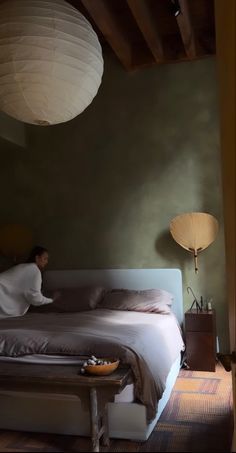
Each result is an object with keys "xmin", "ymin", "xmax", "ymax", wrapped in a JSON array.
[{"xmin": 0, "ymin": 246, "xmax": 56, "ymax": 319}]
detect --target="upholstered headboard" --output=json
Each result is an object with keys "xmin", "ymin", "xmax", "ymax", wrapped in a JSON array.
[{"xmin": 44, "ymin": 268, "xmax": 183, "ymax": 324}]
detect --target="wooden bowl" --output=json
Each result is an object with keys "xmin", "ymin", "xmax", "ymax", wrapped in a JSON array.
[{"xmin": 84, "ymin": 359, "xmax": 120, "ymax": 376}]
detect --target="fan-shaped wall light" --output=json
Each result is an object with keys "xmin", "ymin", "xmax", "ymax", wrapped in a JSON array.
[
  {"xmin": 0, "ymin": 0, "xmax": 104, "ymax": 126},
  {"xmin": 170, "ymin": 212, "xmax": 219, "ymax": 273}
]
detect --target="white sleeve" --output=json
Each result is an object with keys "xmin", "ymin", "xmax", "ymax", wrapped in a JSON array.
[{"xmin": 26, "ymin": 268, "xmax": 53, "ymax": 306}]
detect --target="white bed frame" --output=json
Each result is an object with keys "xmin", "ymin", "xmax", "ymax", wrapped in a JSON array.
[{"xmin": 0, "ymin": 268, "xmax": 183, "ymax": 441}]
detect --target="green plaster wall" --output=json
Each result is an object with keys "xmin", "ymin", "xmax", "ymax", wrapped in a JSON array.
[{"xmin": 0, "ymin": 53, "xmax": 229, "ymax": 351}]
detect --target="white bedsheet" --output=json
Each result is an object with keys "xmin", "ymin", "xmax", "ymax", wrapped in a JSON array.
[{"xmin": 0, "ymin": 354, "xmax": 84, "ymax": 365}]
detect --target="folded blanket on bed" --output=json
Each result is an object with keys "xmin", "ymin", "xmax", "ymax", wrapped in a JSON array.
[{"xmin": 0, "ymin": 309, "xmax": 184, "ymax": 421}]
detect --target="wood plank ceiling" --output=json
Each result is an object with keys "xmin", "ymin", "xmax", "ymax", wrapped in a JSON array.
[{"xmin": 68, "ymin": 0, "xmax": 216, "ymax": 71}]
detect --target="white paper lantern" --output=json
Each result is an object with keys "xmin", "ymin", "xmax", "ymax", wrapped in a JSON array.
[{"xmin": 0, "ymin": 0, "xmax": 103, "ymax": 125}]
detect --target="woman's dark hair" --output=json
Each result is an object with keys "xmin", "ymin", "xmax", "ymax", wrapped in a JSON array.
[{"xmin": 27, "ymin": 246, "xmax": 48, "ymax": 263}]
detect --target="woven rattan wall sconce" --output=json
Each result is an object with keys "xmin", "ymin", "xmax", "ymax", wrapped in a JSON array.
[{"xmin": 170, "ymin": 212, "xmax": 219, "ymax": 273}]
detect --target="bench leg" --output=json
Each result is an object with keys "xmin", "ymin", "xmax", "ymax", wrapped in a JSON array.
[
  {"xmin": 90, "ymin": 387, "xmax": 100, "ymax": 452},
  {"xmin": 101, "ymin": 405, "xmax": 110, "ymax": 448}
]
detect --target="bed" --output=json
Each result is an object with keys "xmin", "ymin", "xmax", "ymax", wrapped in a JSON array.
[{"xmin": 0, "ymin": 268, "xmax": 184, "ymax": 441}]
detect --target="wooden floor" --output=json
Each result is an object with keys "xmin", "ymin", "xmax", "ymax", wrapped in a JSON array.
[{"xmin": 0, "ymin": 362, "xmax": 233, "ymax": 452}]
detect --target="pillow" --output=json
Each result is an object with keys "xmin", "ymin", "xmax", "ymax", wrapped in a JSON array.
[
  {"xmin": 29, "ymin": 286, "xmax": 106, "ymax": 313},
  {"xmin": 97, "ymin": 288, "xmax": 173, "ymax": 314}
]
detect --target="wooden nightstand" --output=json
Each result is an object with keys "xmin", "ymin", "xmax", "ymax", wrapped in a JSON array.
[{"xmin": 185, "ymin": 309, "xmax": 216, "ymax": 371}]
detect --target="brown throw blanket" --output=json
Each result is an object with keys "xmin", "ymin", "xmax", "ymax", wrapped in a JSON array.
[{"xmin": 0, "ymin": 309, "xmax": 185, "ymax": 421}]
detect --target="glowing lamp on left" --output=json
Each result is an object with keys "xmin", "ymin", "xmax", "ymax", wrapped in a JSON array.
[{"xmin": 0, "ymin": 224, "xmax": 33, "ymax": 261}]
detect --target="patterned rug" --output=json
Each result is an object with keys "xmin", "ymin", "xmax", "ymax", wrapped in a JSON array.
[{"xmin": 0, "ymin": 362, "xmax": 233, "ymax": 452}]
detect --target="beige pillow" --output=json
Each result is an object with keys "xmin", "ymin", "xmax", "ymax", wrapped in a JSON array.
[{"xmin": 98, "ymin": 288, "xmax": 173, "ymax": 314}]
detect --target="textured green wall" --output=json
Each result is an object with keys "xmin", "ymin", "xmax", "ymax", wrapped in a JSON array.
[{"xmin": 0, "ymin": 53, "xmax": 229, "ymax": 351}]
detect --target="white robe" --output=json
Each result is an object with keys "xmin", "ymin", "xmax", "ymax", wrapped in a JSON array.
[{"xmin": 0, "ymin": 263, "xmax": 53, "ymax": 319}]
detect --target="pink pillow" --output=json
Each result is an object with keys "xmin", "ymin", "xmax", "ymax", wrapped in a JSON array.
[{"xmin": 98, "ymin": 288, "xmax": 173, "ymax": 314}]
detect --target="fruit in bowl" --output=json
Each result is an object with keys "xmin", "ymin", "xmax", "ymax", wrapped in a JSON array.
[{"xmin": 80, "ymin": 355, "xmax": 120, "ymax": 376}]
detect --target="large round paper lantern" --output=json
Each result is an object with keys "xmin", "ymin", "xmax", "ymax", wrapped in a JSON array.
[
  {"xmin": 0, "ymin": 224, "xmax": 33, "ymax": 260},
  {"xmin": 0, "ymin": 0, "xmax": 103, "ymax": 125}
]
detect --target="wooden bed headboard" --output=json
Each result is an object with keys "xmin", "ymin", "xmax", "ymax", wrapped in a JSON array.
[{"xmin": 44, "ymin": 268, "xmax": 183, "ymax": 324}]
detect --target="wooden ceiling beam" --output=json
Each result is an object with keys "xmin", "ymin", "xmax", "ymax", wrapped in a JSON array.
[
  {"xmin": 175, "ymin": 0, "xmax": 198, "ymax": 58},
  {"xmin": 126, "ymin": 0, "xmax": 164, "ymax": 63},
  {"xmin": 80, "ymin": 0, "xmax": 133, "ymax": 70}
]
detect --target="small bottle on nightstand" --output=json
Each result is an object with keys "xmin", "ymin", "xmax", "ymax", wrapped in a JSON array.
[{"xmin": 207, "ymin": 298, "xmax": 213, "ymax": 311}]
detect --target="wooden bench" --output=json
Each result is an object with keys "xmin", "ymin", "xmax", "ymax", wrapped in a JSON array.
[{"xmin": 0, "ymin": 363, "xmax": 132, "ymax": 452}]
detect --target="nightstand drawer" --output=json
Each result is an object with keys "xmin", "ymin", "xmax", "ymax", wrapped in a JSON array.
[{"xmin": 185, "ymin": 310, "xmax": 215, "ymax": 332}]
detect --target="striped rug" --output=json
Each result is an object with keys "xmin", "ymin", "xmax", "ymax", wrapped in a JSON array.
[{"xmin": 0, "ymin": 362, "xmax": 233, "ymax": 452}]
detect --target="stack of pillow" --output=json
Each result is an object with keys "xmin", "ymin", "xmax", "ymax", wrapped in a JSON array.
[{"xmin": 29, "ymin": 286, "xmax": 173, "ymax": 314}]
